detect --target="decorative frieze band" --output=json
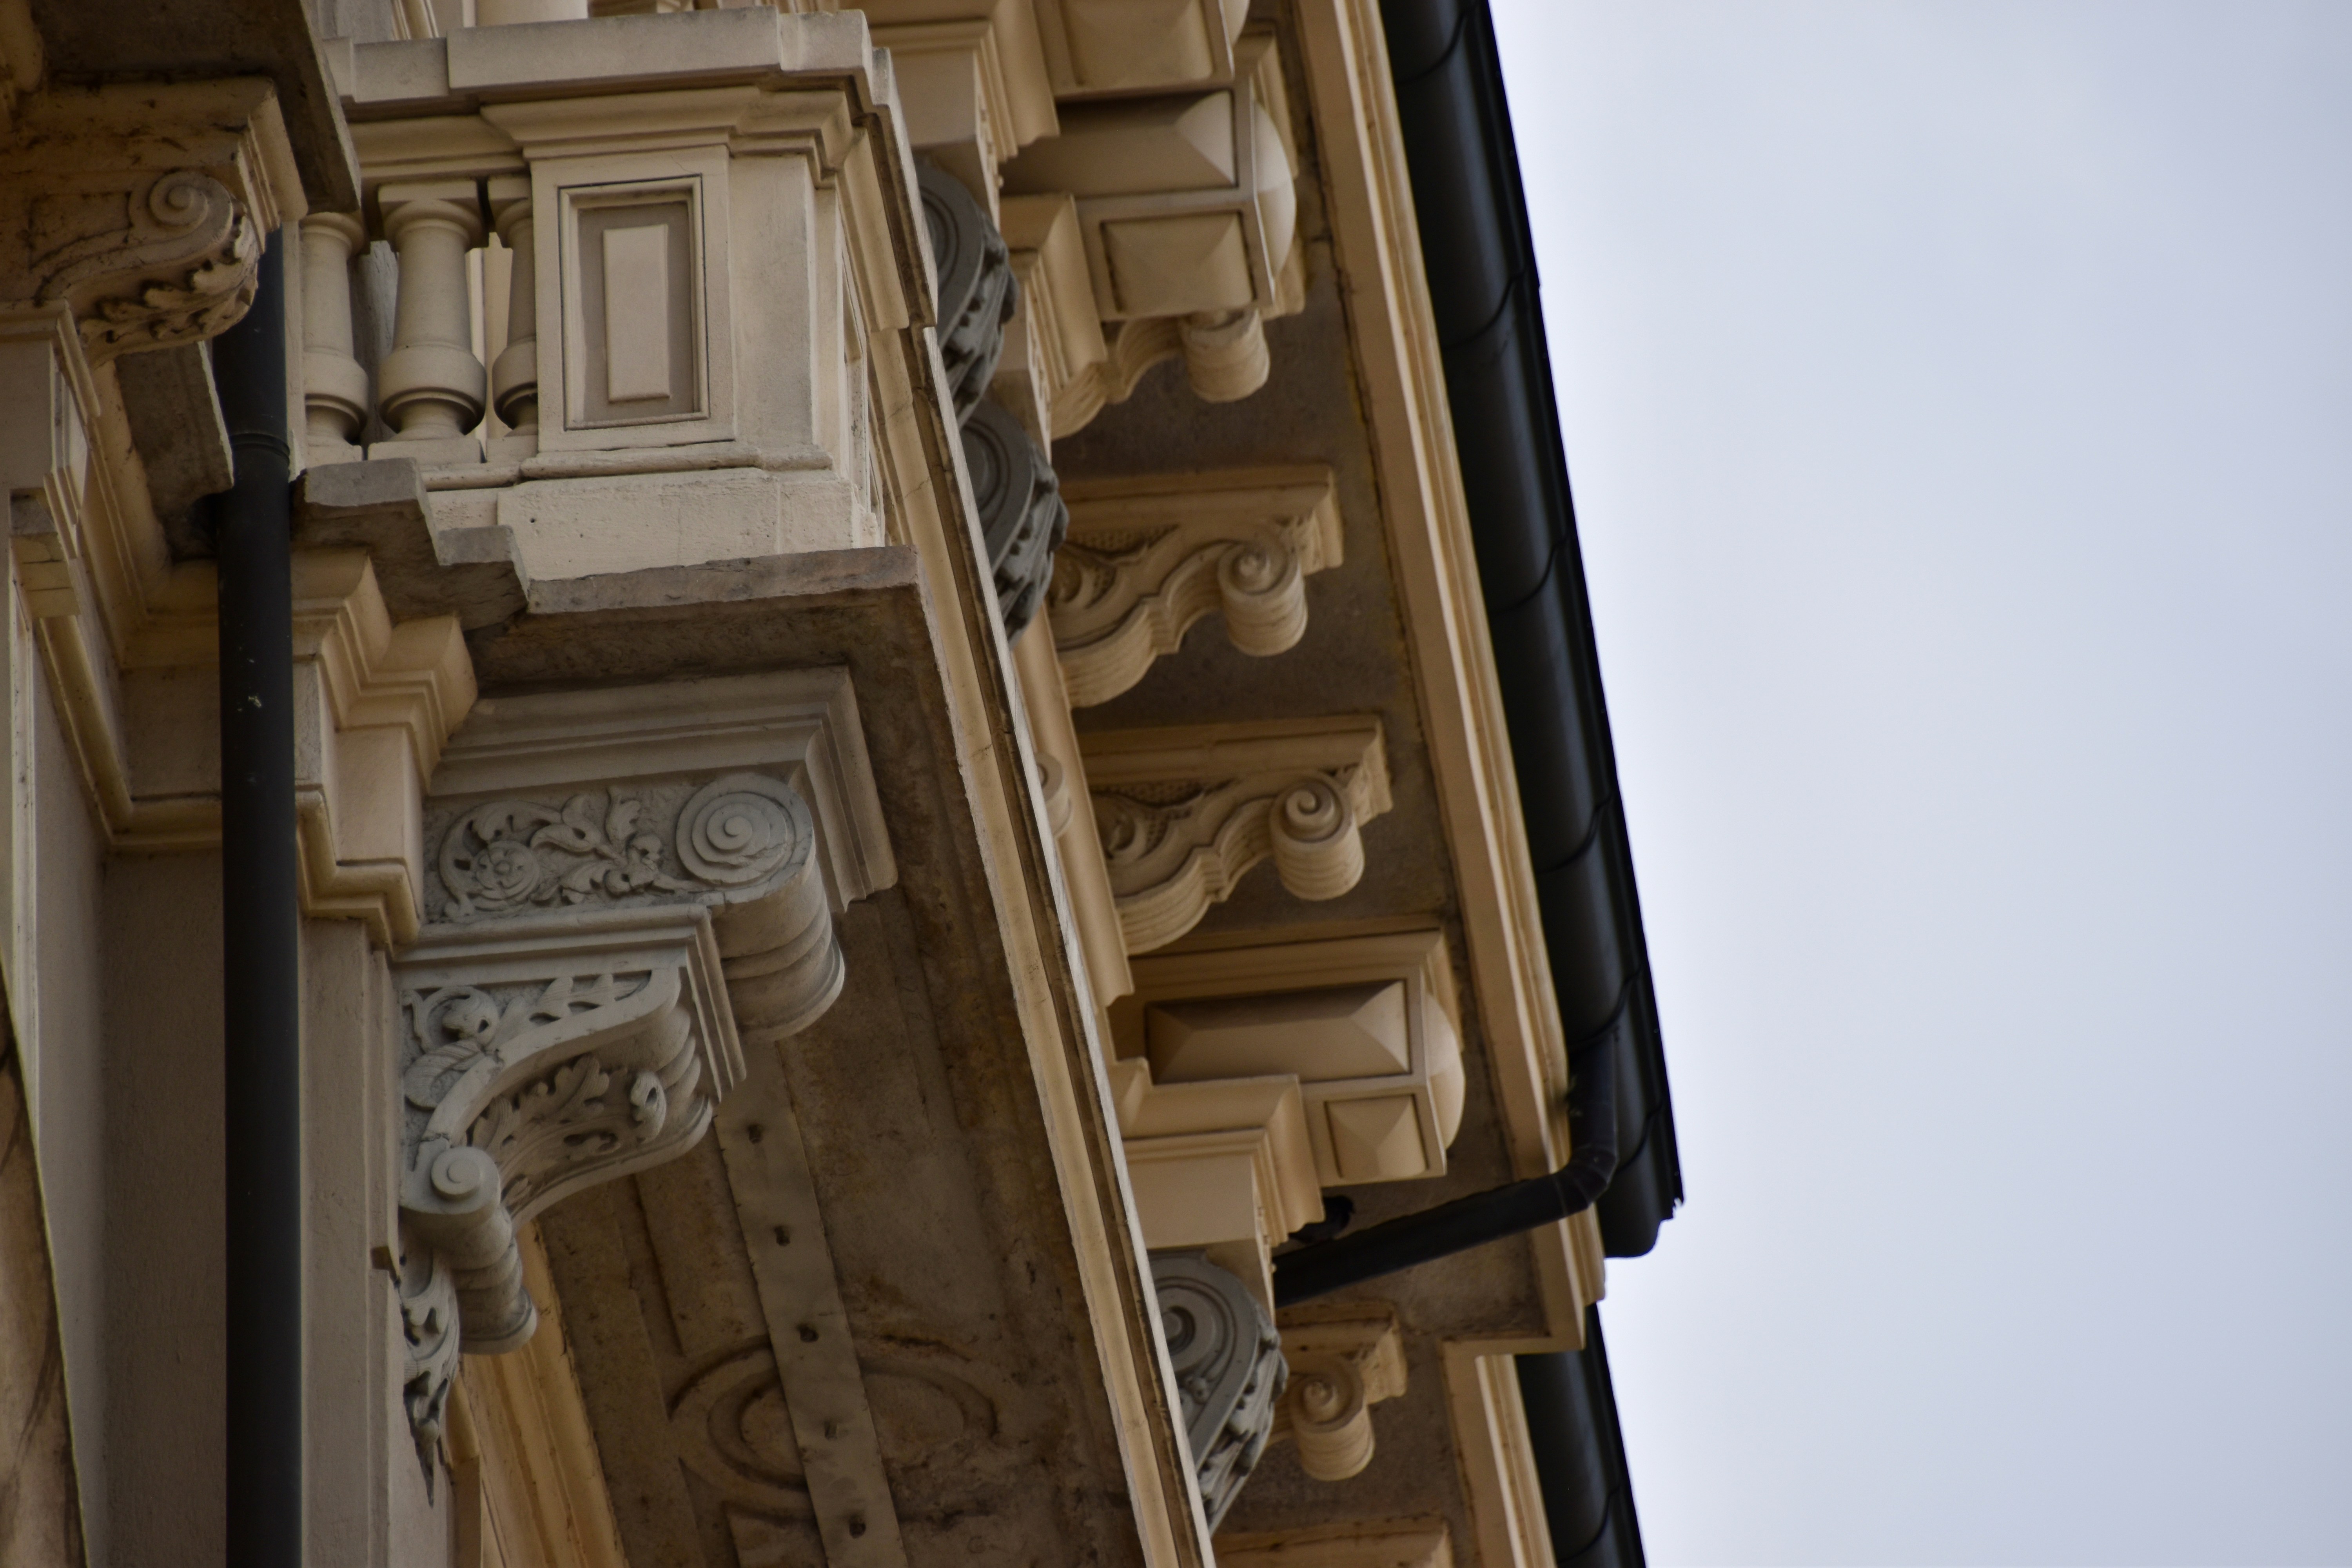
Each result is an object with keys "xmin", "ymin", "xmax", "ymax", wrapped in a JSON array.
[
  {"xmin": 1049, "ymin": 465, "xmax": 1342, "ymax": 706},
  {"xmin": 1083, "ymin": 717, "xmax": 1392, "ymax": 953}
]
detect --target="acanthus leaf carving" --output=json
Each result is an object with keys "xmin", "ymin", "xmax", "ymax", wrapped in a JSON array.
[
  {"xmin": 34, "ymin": 171, "xmax": 262, "ymax": 359},
  {"xmin": 397, "ymin": 1243, "xmax": 463, "ymax": 1494},
  {"xmin": 1083, "ymin": 719, "xmax": 1392, "ymax": 953}
]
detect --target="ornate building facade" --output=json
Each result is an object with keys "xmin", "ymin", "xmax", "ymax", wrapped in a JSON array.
[{"xmin": 0, "ymin": 0, "xmax": 1676, "ymax": 1564}]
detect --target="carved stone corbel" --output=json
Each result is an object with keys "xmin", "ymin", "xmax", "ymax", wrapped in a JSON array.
[
  {"xmin": 922, "ymin": 158, "xmax": 1070, "ymax": 635},
  {"xmin": 1049, "ymin": 465, "xmax": 1342, "ymax": 706},
  {"xmin": 963, "ymin": 397, "xmax": 1069, "ymax": 635},
  {"xmin": 921, "ymin": 160, "xmax": 1017, "ymax": 422},
  {"xmin": 1272, "ymin": 1307, "xmax": 1407, "ymax": 1482},
  {"xmin": 0, "ymin": 80, "xmax": 302, "ymax": 363},
  {"xmin": 1083, "ymin": 717, "xmax": 1392, "ymax": 953},
  {"xmin": 1152, "ymin": 1249, "xmax": 1287, "ymax": 1530},
  {"xmin": 393, "ymin": 670, "xmax": 895, "ymax": 1475}
]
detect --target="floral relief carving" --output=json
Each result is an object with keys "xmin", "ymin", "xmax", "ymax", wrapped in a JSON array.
[
  {"xmin": 397, "ymin": 1247, "xmax": 462, "ymax": 1491},
  {"xmin": 434, "ymin": 774, "xmax": 818, "ymax": 920},
  {"xmin": 391, "ymin": 766, "xmax": 853, "ymax": 1475}
]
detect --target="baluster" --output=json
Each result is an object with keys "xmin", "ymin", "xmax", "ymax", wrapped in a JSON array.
[
  {"xmin": 474, "ymin": 0, "xmax": 587, "ymax": 22},
  {"xmin": 487, "ymin": 177, "xmax": 537, "ymax": 456},
  {"xmin": 374, "ymin": 179, "xmax": 487, "ymax": 464},
  {"xmin": 299, "ymin": 213, "xmax": 370, "ymax": 461}
]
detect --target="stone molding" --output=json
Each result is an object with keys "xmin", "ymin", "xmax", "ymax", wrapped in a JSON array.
[
  {"xmin": 428, "ymin": 668, "xmax": 897, "ymax": 922},
  {"xmin": 1214, "ymin": 1519, "xmax": 1455, "ymax": 1568},
  {"xmin": 1271, "ymin": 1305, "xmax": 1406, "ymax": 1482},
  {"xmin": 1049, "ymin": 464, "xmax": 1341, "ymax": 706},
  {"xmin": 2, "ymin": 314, "xmax": 481, "ymax": 957},
  {"xmin": 1441, "ymin": 1347, "xmax": 1557, "ymax": 1568},
  {"xmin": 993, "ymin": 191, "xmax": 1103, "ymax": 447},
  {"xmin": 295, "ymin": 548, "xmax": 479, "ymax": 946},
  {"xmin": 1033, "ymin": 0, "xmax": 1249, "ymax": 99},
  {"xmin": 1082, "ymin": 716, "xmax": 1391, "ymax": 953},
  {"xmin": 1111, "ymin": 1056, "xmax": 1323, "ymax": 1310},
  {"xmin": 1149, "ymin": 1249, "xmax": 1286, "ymax": 1532},
  {"xmin": 1011, "ymin": 622, "xmax": 1131, "ymax": 1004},
  {"xmin": 868, "ymin": 0, "xmax": 1060, "ymax": 214},
  {"xmin": 0, "ymin": 79, "xmax": 306, "ymax": 363},
  {"xmin": 1000, "ymin": 30, "xmax": 1305, "ymax": 415}
]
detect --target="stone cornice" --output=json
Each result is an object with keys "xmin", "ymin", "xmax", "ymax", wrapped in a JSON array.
[
  {"xmin": 1291, "ymin": 0, "xmax": 1604, "ymax": 1335},
  {"xmin": 2, "ymin": 323, "xmax": 476, "ymax": 950}
]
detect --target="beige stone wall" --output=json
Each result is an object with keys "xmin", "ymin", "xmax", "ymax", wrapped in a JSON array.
[
  {"xmin": 0, "ymin": 1037, "xmax": 86, "ymax": 1564},
  {"xmin": 9, "ymin": 572, "xmax": 109, "ymax": 1563}
]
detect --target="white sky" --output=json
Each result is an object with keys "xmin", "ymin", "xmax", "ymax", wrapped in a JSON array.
[{"xmin": 1485, "ymin": 4, "xmax": 2352, "ymax": 1563}]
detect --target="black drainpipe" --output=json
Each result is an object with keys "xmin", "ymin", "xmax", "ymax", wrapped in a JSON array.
[
  {"xmin": 213, "ymin": 234, "xmax": 302, "ymax": 1568},
  {"xmin": 1275, "ymin": 1024, "xmax": 1617, "ymax": 1306}
]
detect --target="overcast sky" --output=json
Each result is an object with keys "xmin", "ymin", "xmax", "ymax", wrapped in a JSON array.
[{"xmin": 1485, "ymin": 3, "xmax": 2352, "ymax": 1563}]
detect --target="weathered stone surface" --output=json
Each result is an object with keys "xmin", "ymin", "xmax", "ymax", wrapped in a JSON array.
[
  {"xmin": 115, "ymin": 343, "xmax": 232, "ymax": 560},
  {"xmin": 0, "ymin": 1049, "xmax": 86, "ymax": 1567},
  {"xmin": 27, "ymin": 0, "xmax": 359, "ymax": 209},
  {"xmin": 294, "ymin": 458, "xmax": 526, "ymax": 630}
]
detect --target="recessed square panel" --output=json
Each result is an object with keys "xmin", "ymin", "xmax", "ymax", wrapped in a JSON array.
[{"xmin": 572, "ymin": 194, "xmax": 701, "ymax": 428}]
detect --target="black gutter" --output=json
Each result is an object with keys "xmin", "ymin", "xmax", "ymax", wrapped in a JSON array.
[
  {"xmin": 213, "ymin": 237, "xmax": 303, "ymax": 1568},
  {"xmin": 1519, "ymin": 1307, "xmax": 1645, "ymax": 1568},
  {"xmin": 1380, "ymin": 0, "xmax": 1681, "ymax": 1258}
]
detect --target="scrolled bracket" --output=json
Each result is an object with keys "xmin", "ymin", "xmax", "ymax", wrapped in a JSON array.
[
  {"xmin": 1270, "ymin": 1307, "xmax": 1407, "ymax": 1483},
  {"xmin": 0, "ymin": 82, "xmax": 296, "ymax": 363},
  {"xmin": 1047, "ymin": 466, "xmax": 1341, "ymax": 707},
  {"xmin": 1084, "ymin": 718, "xmax": 1392, "ymax": 953}
]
